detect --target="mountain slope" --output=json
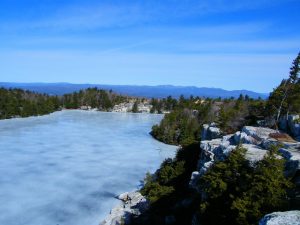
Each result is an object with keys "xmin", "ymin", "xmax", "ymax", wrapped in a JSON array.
[{"xmin": 0, "ymin": 82, "xmax": 268, "ymax": 99}]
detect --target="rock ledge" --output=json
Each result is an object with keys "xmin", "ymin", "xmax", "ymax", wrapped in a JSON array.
[{"xmin": 101, "ymin": 191, "xmax": 149, "ymax": 225}]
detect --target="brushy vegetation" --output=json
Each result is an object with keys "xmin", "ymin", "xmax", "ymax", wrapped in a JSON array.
[
  {"xmin": 131, "ymin": 145, "xmax": 293, "ymax": 225},
  {"xmin": 151, "ymin": 97, "xmax": 213, "ymax": 146},
  {"xmin": 131, "ymin": 143, "xmax": 201, "ymax": 225},
  {"xmin": 150, "ymin": 96, "xmax": 178, "ymax": 113},
  {"xmin": 151, "ymin": 95, "xmax": 267, "ymax": 146},
  {"xmin": 197, "ymin": 145, "xmax": 293, "ymax": 225},
  {"xmin": 151, "ymin": 109, "xmax": 202, "ymax": 146},
  {"xmin": 151, "ymin": 52, "xmax": 300, "ymax": 146}
]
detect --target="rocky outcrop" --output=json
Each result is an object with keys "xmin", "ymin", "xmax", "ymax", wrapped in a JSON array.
[
  {"xmin": 280, "ymin": 142, "xmax": 300, "ymax": 178},
  {"xmin": 259, "ymin": 211, "xmax": 300, "ymax": 225},
  {"xmin": 288, "ymin": 115, "xmax": 300, "ymax": 137},
  {"xmin": 201, "ymin": 123, "xmax": 222, "ymax": 141},
  {"xmin": 190, "ymin": 125, "xmax": 300, "ymax": 195},
  {"xmin": 112, "ymin": 101, "xmax": 153, "ymax": 113},
  {"xmin": 101, "ymin": 191, "xmax": 149, "ymax": 225},
  {"xmin": 241, "ymin": 126, "xmax": 280, "ymax": 144},
  {"xmin": 196, "ymin": 126, "xmax": 280, "ymax": 174},
  {"xmin": 279, "ymin": 114, "xmax": 300, "ymax": 140}
]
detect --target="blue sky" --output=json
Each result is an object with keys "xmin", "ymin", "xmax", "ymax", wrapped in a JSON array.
[{"xmin": 0, "ymin": 0, "xmax": 299, "ymax": 93}]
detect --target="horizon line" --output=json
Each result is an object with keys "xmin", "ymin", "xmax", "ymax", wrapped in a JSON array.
[{"xmin": 0, "ymin": 81, "xmax": 269, "ymax": 94}]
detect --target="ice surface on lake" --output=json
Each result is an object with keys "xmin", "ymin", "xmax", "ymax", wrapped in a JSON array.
[{"xmin": 0, "ymin": 110, "xmax": 177, "ymax": 225}]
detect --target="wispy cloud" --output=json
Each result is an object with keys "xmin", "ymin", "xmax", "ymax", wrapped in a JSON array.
[
  {"xmin": 0, "ymin": 0, "xmax": 299, "ymax": 92},
  {"xmin": 0, "ymin": 4, "xmax": 143, "ymax": 31},
  {"xmin": 3, "ymin": 22, "xmax": 298, "ymax": 55},
  {"xmin": 0, "ymin": 0, "xmax": 296, "ymax": 32}
]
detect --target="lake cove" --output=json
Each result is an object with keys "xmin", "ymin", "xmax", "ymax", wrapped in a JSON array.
[{"xmin": 0, "ymin": 110, "xmax": 177, "ymax": 225}]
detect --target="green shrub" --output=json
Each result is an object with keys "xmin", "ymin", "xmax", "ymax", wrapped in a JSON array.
[{"xmin": 198, "ymin": 146, "xmax": 293, "ymax": 225}]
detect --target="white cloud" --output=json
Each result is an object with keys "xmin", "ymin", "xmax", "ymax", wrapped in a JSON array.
[{"xmin": 3, "ymin": 22, "xmax": 298, "ymax": 55}]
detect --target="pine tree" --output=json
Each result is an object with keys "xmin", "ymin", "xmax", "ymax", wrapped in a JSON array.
[
  {"xmin": 198, "ymin": 146, "xmax": 293, "ymax": 225},
  {"xmin": 289, "ymin": 52, "xmax": 300, "ymax": 84},
  {"xmin": 132, "ymin": 101, "xmax": 139, "ymax": 113},
  {"xmin": 267, "ymin": 52, "xmax": 300, "ymax": 123}
]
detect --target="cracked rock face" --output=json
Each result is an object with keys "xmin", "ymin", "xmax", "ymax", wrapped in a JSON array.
[
  {"xmin": 259, "ymin": 211, "xmax": 300, "ymax": 225},
  {"xmin": 241, "ymin": 126, "xmax": 280, "ymax": 144}
]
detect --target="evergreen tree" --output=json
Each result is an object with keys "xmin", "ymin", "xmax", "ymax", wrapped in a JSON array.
[
  {"xmin": 132, "ymin": 101, "xmax": 139, "ymax": 113},
  {"xmin": 289, "ymin": 52, "xmax": 300, "ymax": 83},
  {"xmin": 267, "ymin": 52, "xmax": 300, "ymax": 122},
  {"xmin": 198, "ymin": 146, "xmax": 293, "ymax": 225}
]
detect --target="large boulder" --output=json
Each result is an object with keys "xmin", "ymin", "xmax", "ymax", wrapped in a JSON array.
[
  {"xmin": 259, "ymin": 211, "xmax": 300, "ymax": 225},
  {"xmin": 242, "ymin": 126, "xmax": 279, "ymax": 144},
  {"xmin": 279, "ymin": 115, "xmax": 300, "ymax": 139},
  {"xmin": 234, "ymin": 131, "xmax": 259, "ymax": 145},
  {"xmin": 201, "ymin": 123, "xmax": 222, "ymax": 141},
  {"xmin": 190, "ymin": 135, "xmax": 235, "ymax": 189},
  {"xmin": 199, "ymin": 135, "xmax": 236, "ymax": 174},
  {"xmin": 279, "ymin": 142, "xmax": 300, "ymax": 177},
  {"xmin": 288, "ymin": 115, "xmax": 300, "ymax": 138}
]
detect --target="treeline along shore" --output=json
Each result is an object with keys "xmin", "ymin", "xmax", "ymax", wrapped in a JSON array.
[
  {"xmin": 0, "ymin": 87, "xmax": 184, "ymax": 119},
  {"xmin": 0, "ymin": 83, "xmax": 265, "ymax": 120}
]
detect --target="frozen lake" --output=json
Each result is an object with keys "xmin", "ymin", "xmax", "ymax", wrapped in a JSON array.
[{"xmin": 0, "ymin": 110, "xmax": 177, "ymax": 225}]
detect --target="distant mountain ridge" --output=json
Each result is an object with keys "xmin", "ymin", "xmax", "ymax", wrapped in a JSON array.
[{"xmin": 0, "ymin": 82, "xmax": 269, "ymax": 99}]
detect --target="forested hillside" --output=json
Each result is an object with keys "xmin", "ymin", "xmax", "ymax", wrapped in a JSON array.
[
  {"xmin": 0, "ymin": 82, "xmax": 268, "ymax": 99},
  {"xmin": 0, "ymin": 87, "xmax": 132, "ymax": 119},
  {"xmin": 151, "ymin": 95, "xmax": 266, "ymax": 146},
  {"xmin": 0, "ymin": 88, "xmax": 60, "ymax": 119},
  {"xmin": 62, "ymin": 88, "xmax": 129, "ymax": 110}
]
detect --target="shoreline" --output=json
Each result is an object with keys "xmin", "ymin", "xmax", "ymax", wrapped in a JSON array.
[
  {"xmin": 0, "ymin": 110, "xmax": 177, "ymax": 225},
  {"xmin": 100, "ymin": 191, "xmax": 149, "ymax": 225},
  {"xmin": 101, "ymin": 138, "xmax": 178, "ymax": 225},
  {"xmin": 0, "ymin": 108, "xmax": 166, "ymax": 121},
  {"xmin": 0, "ymin": 108, "xmax": 176, "ymax": 225}
]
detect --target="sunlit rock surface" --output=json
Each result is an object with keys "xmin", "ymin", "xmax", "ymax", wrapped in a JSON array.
[
  {"xmin": 190, "ymin": 124, "xmax": 300, "ymax": 192},
  {"xmin": 101, "ymin": 191, "xmax": 149, "ymax": 225},
  {"xmin": 201, "ymin": 123, "xmax": 223, "ymax": 141}
]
